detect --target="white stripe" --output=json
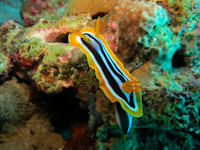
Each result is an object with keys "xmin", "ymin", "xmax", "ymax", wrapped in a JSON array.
[{"xmin": 76, "ymin": 34, "xmax": 139, "ymax": 112}]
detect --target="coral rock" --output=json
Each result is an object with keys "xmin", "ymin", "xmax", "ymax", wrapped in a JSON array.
[
  {"xmin": 21, "ymin": 0, "xmax": 69, "ymax": 26},
  {"xmin": 67, "ymin": 0, "xmax": 116, "ymax": 16},
  {"xmin": 0, "ymin": 78, "xmax": 34, "ymax": 131},
  {"xmin": 113, "ymin": 0, "xmax": 180, "ymax": 70}
]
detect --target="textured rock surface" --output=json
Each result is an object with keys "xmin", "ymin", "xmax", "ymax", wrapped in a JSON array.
[
  {"xmin": 0, "ymin": 78, "xmax": 33, "ymax": 131},
  {"xmin": 94, "ymin": 0, "xmax": 200, "ymax": 149},
  {"xmin": 21, "ymin": 0, "xmax": 69, "ymax": 26},
  {"xmin": 112, "ymin": 0, "xmax": 180, "ymax": 70},
  {"xmin": 0, "ymin": 0, "xmax": 199, "ymax": 149},
  {"xmin": 0, "ymin": 113, "xmax": 64, "ymax": 150},
  {"xmin": 67, "ymin": 0, "xmax": 116, "ymax": 16}
]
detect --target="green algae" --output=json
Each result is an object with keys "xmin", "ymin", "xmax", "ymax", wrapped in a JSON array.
[
  {"xmin": 97, "ymin": 123, "xmax": 123, "ymax": 142},
  {"xmin": 20, "ymin": 37, "xmax": 46, "ymax": 58},
  {"xmin": 31, "ymin": 43, "xmax": 77, "ymax": 93},
  {"xmin": 18, "ymin": 14, "xmax": 92, "ymax": 93},
  {"xmin": 42, "ymin": 44, "xmax": 72, "ymax": 65},
  {"xmin": 73, "ymin": 67, "xmax": 97, "ymax": 87},
  {"xmin": 33, "ymin": 20, "xmax": 48, "ymax": 29},
  {"xmin": 0, "ymin": 53, "xmax": 9, "ymax": 75},
  {"xmin": 61, "ymin": 15, "xmax": 88, "ymax": 27},
  {"xmin": 0, "ymin": 21, "xmax": 24, "ymax": 55},
  {"xmin": 34, "ymin": 14, "xmax": 90, "ymax": 30},
  {"xmin": 32, "ymin": 63, "xmax": 62, "ymax": 92}
]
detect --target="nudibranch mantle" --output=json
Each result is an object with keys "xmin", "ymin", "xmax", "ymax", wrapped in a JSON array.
[{"xmin": 69, "ymin": 26, "xmax": 143, "ymax": 118}]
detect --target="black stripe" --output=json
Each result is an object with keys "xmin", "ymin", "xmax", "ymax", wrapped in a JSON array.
[
  {"xmin": 91, "ymin": 35, "xmax": 135, "ymax": 108},
  {"xmin": 102, "ymin": 44, "xmax": 128, "ymax": 80},
  {"xmin": 81, "ymin": 38, "xmax": 128, "ymax": 103},
  {"xmin": 129, "ymin": 92, "xmax": 135, "ymax": 108},
  {"xmin": 86, "ymin": 34, "xmax": 127, "ymax": 82},
  {"xmin": 115, "ymin": 103, "xmax": 131, "ymax": 133}
]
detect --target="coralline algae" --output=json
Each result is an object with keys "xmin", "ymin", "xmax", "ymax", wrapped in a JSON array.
[{"xmin": 21, "ymin": 0, "xmax": 69, "ymax": 26}]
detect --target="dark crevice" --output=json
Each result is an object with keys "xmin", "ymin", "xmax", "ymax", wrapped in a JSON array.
[
  {"xmin": 31, "ymin": 88, "xmax": 89, "ymax": 137},
  {"xmin": 92, "ymin": 12, "xmax": 108, "ymax": 20},
  {"xmin": 172, "ymin": 47, "xmax": 186, "ymax": 68},
  {"xmin": 0, "ymin": 69, "xmax": 31, "ymax": 86},
  {"xmin": 52, "ymin": 32, "xmax": 70, "ymax": 43}
]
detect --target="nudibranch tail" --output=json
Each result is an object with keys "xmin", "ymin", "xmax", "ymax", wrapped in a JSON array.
[
  {"xmin": 115, "ymin": 103, "xmax": 133, "ymax": 133},
  {"xmin": 68, "ymin": 17, "xmax": 143, "ymax": 133}
]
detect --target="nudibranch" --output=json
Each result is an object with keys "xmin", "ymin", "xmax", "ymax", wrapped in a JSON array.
[{"xmin": 68, "ymin": 17, "xmax": 143, "ymax": 133}]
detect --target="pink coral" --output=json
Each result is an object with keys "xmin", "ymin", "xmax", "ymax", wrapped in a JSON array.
[
  {"xmin": 21, "ymin": 0, "xmax": 68, "ymax": 26},
  {"xmin": 24, "ymin": 0, "xmax": 48, "ymax": 15},
  {"xmin": 103, "ymin": 20, "xmax": 119, "ymax": 52},
  {"xmin": 24, "ymin": 16, "xmax": 35, "ymax": 26},
  {"xmin": 13, "ymin": 53, "xmax": 33, "ymax": 69},
  {"xmin": 59, "ymin": 51, "xmax": 72, "ymax": 63},
  {"xmin": 1, "ymin": 21, "xmax": 13, "ymax": 30}
]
